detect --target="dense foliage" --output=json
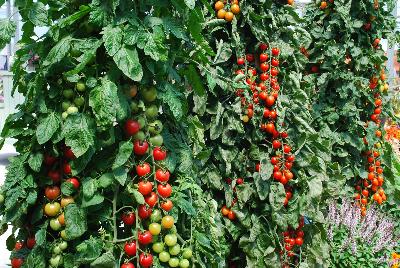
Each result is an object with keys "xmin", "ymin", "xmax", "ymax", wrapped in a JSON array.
[{"xmin": 0, "ymin": 0, "xmax": 399, "ymax": 267}]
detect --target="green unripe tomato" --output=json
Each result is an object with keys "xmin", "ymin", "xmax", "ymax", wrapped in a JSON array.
[
  {"xmin": 164, "ymin": 234, "xmax": 177, "ymax": 247},
  {"xmin": 149, "ymin": 135, "xmax": 163, "ymax": 146},
  {"xmin": 159, "ymin": 251, "xmax": 170, "ymax": 263},
  {"xmin": 133, "ymin": 131, "xmax": 145, "ymax": 142},
  {"xmin": 152, "ymin": 242, "xmax": 164, "ymax": 253},
  {"xmin": 150, "ymin": 209, "xmax": 162, "ymax": 222},
  {"xmin": 70, "ymin": 47, "xmax": 82, "ymax": 58},
  {"xmin": 130, "ymin": 101, "xmax": 140, "ymax": 114},
  {"xmin": 169, "ymin": 244, "xmax": 181, "ymax": 256},
  {"xmin": 49, "ymin": 255, "xmax": 63, "ymax": 267},
  {"xmin": 149, "ymin": 223, "xmax": 162, "ymax": 236},
  {"xmin": 74, "ymin": 96, "xmax": 85, "ymax": 107},
  {"xmin": 50, "ymin": 219, "xmax": 62, "ymax": 231},
  {"xmin": 60, "ymin": 230, "xmax": 68, "ymax": 241},
  {"xmin": 179, "ymin": 259, "xmax": 190, "ymax": 268},
  {"xmin": 67, "ymin": 106, "xmax": 78, "ymax": 115},
  {"xmin": 63, "ymin": 89, "xmax": 74, "ymax": 99},
  {"xmin": 76, "ymin": 81, "xmax": 86, "ymax": 92},
  {"xmin": 59, "ymin": 241, "xmax": 68, "ymax": 251},
  {"xmin": 149, "ymin": 120, "xmax": 163, "ymax": 135},
  {"xmin": 137, "ymin": 117, "xmax": 146, "ymax": 129},
  {"xmin": 62, "ymin": 101, "xmax": 71, "ymax": 111},
  {"xmin": 168, "ymin": 257, "xmax": 180, "ymax": 267},
  {"xmin": 53, "ymin": 245, "xmax": 62, "ymax": 255},
  {"xmin": 145, "ymin": 105, "xmax": 158, "ymax": 118},
  {"xmin": 182, "ymin": 248, "xmax": 193, "ymax": 259},
  {"xmin": 0, "ymin": 194, "xmax": 4, "ymax": 204},
  {"xmin": 141, "ymin": 86, "xmax": 157, "ymax": 102},
  {"xmin": 62, "ymin": 112, "xmax": 68, "ymax": 120}
]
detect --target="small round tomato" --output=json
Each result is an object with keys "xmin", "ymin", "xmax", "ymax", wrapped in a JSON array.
[
  {"xmin": 138, "ymin": 205, "xmax": 152, "ymax": 219},
  {"xmin": 157, "ymin": 184, "xmax": 172, "ymax": 198},
  {"xmin": 153, "ymin": 147, "xmax": 167, "ymax": 161},
  {"xmin": 161, "ymin": 215, "xmax": 174, "ymax": 229},
  {"xmin": 124, "ymin": 241, "xmax": 137, "ymax": 256},
  {"xmin": 169, "ymin": 244, "xmax": 181, "ymax": 256},
  {"xmin": 231, "ymin": 4, "xmax": 240, "ymax": 14},
  {"xmin": 14, "ymin": 241, "xmax": 23, "ymax": 250},
  {"xmin": 145, "ymin": 192, "xmax": 158, "ymax": 208},
  {"xmin": 283, "ymin": 145, "xmax": 291, "ymax": 154},
  {"xmin": 45, "ymin": 186, "xmax": 60, "ymax": 200},
  {"xmin": 246, "ymin": 54, "xmax": 254, "ymax": 62},
  {"xmin": 227, "ymin": 210, "xmax": 236, "ymax": 220},
  {"xmin": 271, "ymin": 48, "xmax": 280, "ymax": 56},
  {"xmin": 266, "ymin": 95, "xmax": 275, "ymax": 106},
  {"xmin": 44, "ymin": 154, "xmax": 57, "ymax": 166},
  {"xmin": 271, "ymin": 58, "xmax": 279, "ymax": 67},
  {"xmin": 272, "ymin": 140, "xmax": 281, "ymax": 149},
  {"xmin": 121, "ymin": 212, "xmax": 135, "ymax": 226},
  {"xmin": 237, "ymin": 58, "xmax": 245, "ymax": 65},
  {"xmin": 44, "ymin": 202, "xmax": 61, "ymax": 217},
  {"xmin": 138, "ymin": 230, "xmax": 153, "ymax": 245},
  {"xmin": 139, "ymin": 253, "xmax": 153, "ymax": 267},
  {"xmin": 48, "ymin": 170, "xmax": 61, "ymax": 183},
  {"xmin": 63, "ymin": 162, "xmax": 72, "ymax": 174},
  {"xmin": 61, "ymin": 196, "xmax": 75, "ymax": 208},
  {"xmin": 149, "ymin": 223, "xmax": 162, "ymax": 236},
  {"xmin": 295, "ymin": 237, "xmax": 303, "ymax": 246},
  {"xmin": 156, "ymin": 169, "xmax": 170, "ymax": 182},
  {"xmin": 64, "ymin": 147, "xmax": 75, "ymax": 160},
  {"xmin": 124, "ymin": 119, "xmax": 140, "ymax": 136},
  {"xmin": 121, "ymin": 262, "xmax": 135, "ymax": 268},
  {"xmin": 134, "ymin": 140, "xmax": 149, "ymax": 155},
  {"xmin": 26, "ymin": 237, "xmax": 36, "ymax": 249},
  {"xmin": 159, "ymin": 251, "xmax": 171, "ymax": 263},
  {"xmin": 164, "ymin": 234, "xmax": 178, "ymax": 247},
  {"xmin": 152, "ymin": 242, "xmax": 164, "ymax": 253},
  {"xmin": 161, "ymin": 199, "xmax": 173, "ymax": 211},
  {"xmin": 136, "ymin": 163, "xmax": 151, "ymax": 177},
  {"xmin": 259, "ymin": 53, "xmax": 268, "ymax": 62},
  {"xmin": 138, "ymin": 180, "xmax": 153, "ymax": 195},
  {"xmin": 66, "ymin": 177, "xmax": 80, "ymax": 189},
  {"xmin": 11, "ymin": 258, "xmax": 23, "ymax": 268}
]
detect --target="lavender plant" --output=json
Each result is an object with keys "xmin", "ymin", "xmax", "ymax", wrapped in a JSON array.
[{"xmin": 326, "ymin": 199, "xmax": 399, "ymax": 267}]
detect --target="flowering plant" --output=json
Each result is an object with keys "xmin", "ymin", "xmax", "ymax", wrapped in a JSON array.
[{"xmin": 326, "ymin": 199, "xmax": 399, "ymax": 267}]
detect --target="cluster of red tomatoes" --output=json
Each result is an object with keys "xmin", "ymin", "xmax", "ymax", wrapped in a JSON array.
[
  {"xmin": 220, "ymin": 176, "xmax": 247, "ymax": 221},
  {"xmin": 214, "ymin": 0, "xmax": 240, "ymax": 22},
  {"xmin": 355, "ymin": 72, "xmax": 387, "ymax": 216},
  {"xmin": 120, "ymin": 86, "xmax": 191, "ymax": 268},
  {"xmin": 10, "ymin": 238, "xmax": 36, "ymax": 268},
  {"xmin": 280, "ymin": 217, "xmax": 305, "ymax": 268}
]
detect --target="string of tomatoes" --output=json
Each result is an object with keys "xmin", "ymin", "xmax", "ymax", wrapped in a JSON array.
[
  {"xmin": 355, "ymin": 70, "xmax": 388, "ymax": 216},
  {"xmin": 214, "ymin": 0, "xmax": 240, "ymax": 22},
  {"xmin": 121, "ymin": 86, "xmax": 192, "ymax": 268},
  {"xmin": 235, "ymin": 43, "xmax": 304, "ymax": 267}
]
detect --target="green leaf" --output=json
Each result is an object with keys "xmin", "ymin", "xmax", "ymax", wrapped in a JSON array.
[
  {"xmin": 43, "ymin": 36, "xmax": 72, "ymax": 67},
  {"xmin": 269, "ymin": 183, "xmax": 285, "ymax": 211},
  {"xmin": 28, "ymin": 152, "xmax": 43, "ymax": 172},
  {"xmin": 65, "ymin": 204, "xmax": 87, "ymax": 240},
  {"xmin": 158, "ymin": 83, "xmax": 187, "ymax": 121},
  {"xmin": 112, "ymin": 141, "xmax": 132, "ymax": 169},
  {"xmin": 62, "ymin": 114, "xmax": 95, "ymax": 158},
  {"xmin": 89, "ymin": 79, "xmax": 119, "ymax": 126},
  {"xmin": 184, "ymin": 0, "xmax": 195, "ymax": 9},
  {"xmin": 307, "ymin": 177, "xmax": 323, "ymax": 198},
  {"xmin": 127, "ymin": 186, "xmax": 145, "ymax": 205},
  {"xmin": 98, "ymin": 173, "xmax": 113, "ymax": 189},
  {"xmin": 71, "ymin": 147, "xmax": 95, "ymax": 175},
  {"xmin": 184, "ymin": 65, "xmax": 206, "ymax": 96},
  {"xmin": 22, "ymin": 247, "xmax": 46, "ymax": 267},
  {"xmin": 0, "ymin": 19, "xmax": 16, "ymax": 50},
  {"xmin": 90, "ymin": 251, "xmax": 115, "ymax": 267},
  {"xmin": 36, "ymin": 112, "xmax": 61, "ymax": 145},
  {"xmin": 162, "ymin": 17, "xmax": 188, "ymax": 40},
  {"xmin": 75, "ymin": 237, "xmax": 103, "ymax": 263},
  {"xmin": 102, "ymin": 25, "xmax": 123, "ymax": 56},
  {"xmin": 28, "ymin": 2, "xmax": 48, "ymax": 26},
  {"xmin": 209, "ymin": 103, "xmax": 224, "ymax": 140},
  {"xmin": 114, "ymin": 45, "xmax": 143, "ymax": 81}
]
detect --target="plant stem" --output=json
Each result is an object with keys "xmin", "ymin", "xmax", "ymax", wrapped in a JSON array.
[{"xmin": 112, "ymin": 185, "xmax": 120, "ymax": 243}]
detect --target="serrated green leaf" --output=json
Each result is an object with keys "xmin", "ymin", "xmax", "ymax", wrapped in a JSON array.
[
  {"xmin": 28, "ymin": 2, "xmax": 48, "ymax": 26},
  {"xmin": 89, "ymin": 79, "xmax": 119, "ymax": 126},
  {"xmin": 0, "ymin": 19, "xmax": 16, "ymax": 50},
  {"xmin": 36, "ymin": 112, "xmax": 61, "ymax": 145},
  {"xmin": 65, "ymin": 204, "xmax": 87, "ymax": 240},
  {"xmin": 102, "ymin": 25, "xmax": 123, "ymax": 56},
  {"xmin": 112, "ymin": 141, "xmax": 132, "ymax": 169},
  {"xmin": 62, "ymin": 114, "xmax": 95, "ymax": 158},
  {"xmin": 114, "ymin": 45, "xmax": 143, "ymax": 81},
  {"xmin": 43, "ymin": 36, "xmax": 72, "ymax": 66}
]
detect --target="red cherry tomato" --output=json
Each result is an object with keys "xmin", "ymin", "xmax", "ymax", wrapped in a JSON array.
[
  {"xmin": 153, "ymin": 147, "xmax": 167, "ymax": 161},
  {"xmin": 139, "ymin": 253, "xmax": 153, "ymax": 267},
  {"xmin": 157, "ymin": 184, "xmax": 172, "ymax": 198},
  {"xmin": 124, "ymin": 241, "xmax": 137, "ymax": 256},
  {"xmin": 134, "ymin": 140, "xmax": 149, "ymax": 155}
]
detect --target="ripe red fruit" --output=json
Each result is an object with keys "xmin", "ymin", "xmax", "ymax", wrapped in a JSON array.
[
  {"xmin": 64, "ymin": 147, "xmax": 75, "ymax": 160},
  {"xmin": 11, "ymin": 258, "xmax": 23, "ymax": 268},
  {"xmin": 227, "ymin": 210, "xmax": 236, "ymax": 220},
  {"xmin": 272, "ymin": 140, "xmax": 281, "ymax": 149},
  {"xmin": 45, "ymin": 186, "xmax": 60, "ymax": 200},
  {"xmin": 236, "ymin": 178, "xmax": 244, "ymax": 185},
  {"xmin": 138, "ymin": 205, "xmax": 152, "ymax": 219},
  {"xmin": 259, "ymin": 91, "xmax": 268, "ymax": 101},
  {"xmin": 286, "ymin": 155, "xmax": 295, "ymax": 162},
  {"xmin": 270, "ymin": 68, "xmax": 279, "ymax": 76},
  {"xmin": 134, "ymin": 140, "xmax": 149, "ymax": 155},
  {"xmin": 161, "ymin": 199, "xmax": 173, "ymax": 211},
  {"xmin": 157, "ymin": 184, "xmax": 172, "ymax": 198},
  {"xmin": 145, "ymin": 192, "xmax": 158, "ymax": 207},
  {"xmin": 271, "ymin": 58, "xmax": 279, "ymax": 67},
  {"xmin": 281, "ymin": 132, "xmax": 288, "ymax": 138},
  {"xmin": 139, "ymin": 253, "xmax": 153, "ymax": 267},
  {"xmin": 136, "ymin": 163, "xmax": 151, "ymax": 177},
  {"xmin": 153, "ymin": 147, "xmax": 166, "ymax": 161},
  {"xmin": 255, "ymin": 163, "xmax": 261, "ymax": 172},
  {"xmin": 265, "ymin": 123, "xmax": 275, "ymax": 134},
  {"xmin": 260, "ymin": 63, "xmax": 270, "ymax": 72},
  {"xmin": 271, "ymin": 157, "xmax": 279, "ymax": 165},
  {"xmin": 66, "ymin": 177, "xmax": 80, "ymax": 189},
  {"xmin": 138, "ymin": 230, "xmax": 153, "ymax": 245},
  {"xmin": 121, "ymin": 212, "xmax": 135, "ymax": 225},
  {"xmin": 124, "ymin": 120, "xmax": 140, "ymax": 136},
  {"xmin": 26, "ymin": 237, "xmax": 36, "ymax": 249},
  {"xmin": 237, "ymin": 58, "xmax": 245, "ymax": 65},
  {"xmin": 124, "ymin": 241, "xmax": 137, "ymax": 256},
  {"xmin": 295, "ymin": 237, "xmax": 303, "ymax": 246},
  {"xmin": 260, "ymin": 73, "xmax": 269, "ymax": 81},
  {"xmin": 63, "ymin": 162, "xmax": 72, "ymax": 174},
  {"xmin": 297, "ymin": 230, "xmax": 304, "ymax": 237},
  {"xmin": 48, "ymin": 170, "xmax": 61, "ymax": 183},
  {"xmin": 271, "ymin": 48, "xmax": 280, "ymax": 56},
  {"xmin": 273, "ymin": 171, "xmax": 283, "ymax": 180},
  {"xmin": 156, "ymin": 169, "xmax": 170, "ymax": 182},
  {"xmin": 44, "ymin": 155, "xmax": 57, "ymax": 166},
  {"xmin": 259, "ymin": 53, "xmax": 268, "ymax": 62},
  {"xmin": 138, "ymin": 181, "xmax": 153, "ymax": 195},
  {"xmin": 283, "ymin": 145, "xmax": 291, "ymax": 154},
  {"xmin": 14, "ymin": 242, "xmax": 23, "ymax": 250},
  {"xmin": 121, "ymin": 263, "xmax": 135, "ymax": 268},
  {"xmin": 266, "ymin": 95, "xmax": 276, "ymax": 106},
  {"xmin": 311, "ymin": 65, "xmax": 319, "ymax": 73},
  {"xmin": 246, "ymin": 54, "xmax": 254, "ymax": 62},
  {"xmin": 259, "ymin": 43, "xmax": 268, "ymax": 51}
]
